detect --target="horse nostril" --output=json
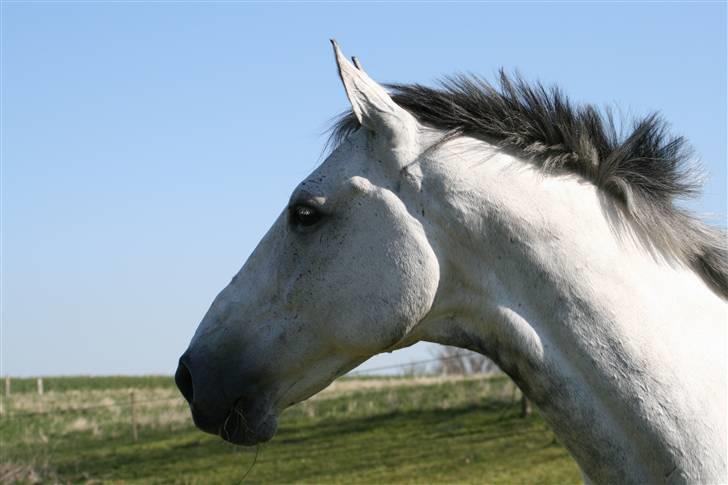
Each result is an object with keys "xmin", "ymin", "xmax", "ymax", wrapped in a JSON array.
[{"xmin": 175, "ymin": 359, "xmax": 194, "ymax": 404}]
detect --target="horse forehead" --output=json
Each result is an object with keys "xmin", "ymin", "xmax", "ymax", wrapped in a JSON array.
[{"xmin": 303, "ymin": 132, "xmax": 376, "ymax": 189}]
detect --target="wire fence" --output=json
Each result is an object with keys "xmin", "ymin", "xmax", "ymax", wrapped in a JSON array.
[
  {"xmin": 0, "ymin": 361, "xmax": 540, "ymax": 485},
  {"xmin": 1, "ymin": 352, "xmax": 512, "ymax": 422},
  {"xmin": 346, "ymin": 353, "xmax": 468, "ymax": 376},
  {"xmin": 2, "ymin": 397, "xmax": 181, "ymax": 420}
]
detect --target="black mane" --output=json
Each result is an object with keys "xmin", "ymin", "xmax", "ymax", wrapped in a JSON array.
[{"xmin": 332, "ymin": 72, "xmax": 728, "ymax": 298}]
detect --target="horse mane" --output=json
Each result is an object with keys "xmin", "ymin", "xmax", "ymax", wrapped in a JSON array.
[{"xmin": 331, "ymin": 71, "xmax": 728, "ymax": 299}]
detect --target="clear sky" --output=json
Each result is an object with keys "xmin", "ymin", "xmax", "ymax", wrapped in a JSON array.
[{"xmin": 2, "ymin": 2, "xmax": 726, "ymax": 377}]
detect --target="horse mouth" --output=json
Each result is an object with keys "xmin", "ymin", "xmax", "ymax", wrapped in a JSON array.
[{"xmin": 217, "ymin": 398, "xmax": 278, "ymax": 446}]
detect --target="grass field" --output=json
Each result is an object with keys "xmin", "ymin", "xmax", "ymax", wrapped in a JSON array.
[{"xmin": 1, "ymin": 375, "xmax": 581, "ymax": 484}]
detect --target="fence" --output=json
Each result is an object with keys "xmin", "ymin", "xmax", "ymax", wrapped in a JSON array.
[
  {"xmin": 0, "ymin": 366, "xmax": 553, "ymax": 485},
  {"xmin": 1, "ymin": 353, "xmax": 531, "ymax": 437}
]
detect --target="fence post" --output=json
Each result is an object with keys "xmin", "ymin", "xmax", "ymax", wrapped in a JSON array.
[
  {"xmin": 520, "ymin": 394, "xmax": 532, "ymax": 418},
  {"xmin": 4, "ymin": 377, "xmax": 9, "ymax": 396},
  {"xmin": 130, "ymin": 390, "xmax": 138, "ymax": 442},
  {"xmin": 37, "ymin": 378, "xmax": 43, "ymax": 396}
]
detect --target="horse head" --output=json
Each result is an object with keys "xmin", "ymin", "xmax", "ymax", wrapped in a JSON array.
[{"xmin": 175, "ymin": 41, "xmax": 440, "ymax": 445}]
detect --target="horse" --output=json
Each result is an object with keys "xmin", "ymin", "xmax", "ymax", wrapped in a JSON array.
[{"xmin": 175, "ymin": 41, "xmax": 727, "ymax": 484}]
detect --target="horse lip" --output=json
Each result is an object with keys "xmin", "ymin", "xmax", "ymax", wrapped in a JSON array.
[{"xmin": 217, "ymin": 398, "xmax": 278, "ymax": 446}]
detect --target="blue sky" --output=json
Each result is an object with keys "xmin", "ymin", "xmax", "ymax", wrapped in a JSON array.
[{"xmin": 2, "ymin": 2, "xmax": 726, "ymax": 376}]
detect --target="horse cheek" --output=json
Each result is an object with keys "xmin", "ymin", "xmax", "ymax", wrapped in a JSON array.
[{"xmin": 329, "ymin": 211, "xmax": 438, "ymax": 353}]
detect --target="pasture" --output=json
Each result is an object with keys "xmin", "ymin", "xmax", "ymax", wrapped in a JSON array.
[{"xmin": 1, "ymin": 375, "xmax": 580, "ymax": 483}]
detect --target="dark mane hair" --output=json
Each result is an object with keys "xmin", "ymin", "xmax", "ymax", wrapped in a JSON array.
[{"xmin": 332, "ymin": 72, "xmax": 728, "ymax": 299}]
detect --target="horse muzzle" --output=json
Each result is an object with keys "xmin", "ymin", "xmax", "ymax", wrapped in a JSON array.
[{"xmin": 175, "ymin": 354, "xmax": 278, "ymax": 446}]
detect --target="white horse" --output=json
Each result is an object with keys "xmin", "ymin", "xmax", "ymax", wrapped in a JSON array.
[{"xmin": 176, "ymin": 42, "xmax": 727, "ymax": 484}]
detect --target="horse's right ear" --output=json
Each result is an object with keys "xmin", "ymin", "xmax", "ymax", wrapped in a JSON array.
[{"xmin": 331, "ymin": 40, "xmax": 419, "ymax": 168}]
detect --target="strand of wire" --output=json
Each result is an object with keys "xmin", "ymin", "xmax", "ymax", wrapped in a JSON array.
[
  {"xmin": 346, "ymin": 352, "xmax": 474, "ymax": 376},
  {"xmin": 1, "ymin": 352, "xmax": 487, "ymax": 419},
  {"xmin": 1, "ymin": 396, "xmax": 183, "ymax": 419}
]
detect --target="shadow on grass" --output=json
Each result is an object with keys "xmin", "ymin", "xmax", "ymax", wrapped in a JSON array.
[{"xmin": 43, "ymin": 402, "xmax": 572, "ymax": 483}]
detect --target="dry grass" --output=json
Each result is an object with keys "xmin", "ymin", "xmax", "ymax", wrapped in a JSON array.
[
  {"xmin": 316, "ymin": 373, "xmax": 503, "ymax": 398},
  {"xmin": 2, "ymin": 375, "xmax": 516, "ymax": 445},
  {"xmin": 1, "ymin": 375, "xmax": 579, "ymax": 484}
]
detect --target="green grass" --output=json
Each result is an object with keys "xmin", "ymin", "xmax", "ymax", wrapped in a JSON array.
[
  {"xmin": 1, "ymin": 375, "xmax": 581, "ymax": 484},
  {"xmin": 1, "ymin": 375, "xmax": 175, "ymax": 395}
]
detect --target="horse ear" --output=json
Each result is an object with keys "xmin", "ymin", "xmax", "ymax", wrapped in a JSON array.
[{"xmin": 331, "ymin": 40, "xmax": 419, "ymax": 166}]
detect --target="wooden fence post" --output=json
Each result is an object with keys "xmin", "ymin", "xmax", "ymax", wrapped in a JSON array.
[
  {"xmin": 520, "ymin": 394, "xmax": 532, "ymax": 418},
  {"xmin": 130, "ymin": 390, "xmax": 138, "ymax": 442},
  {"xmin": 2, "ymin": 377, "xmax": 10, "ymax": 418},
  {"xmin": 37, "ymin": 378, "xmax": 43, "ymax": 396}
]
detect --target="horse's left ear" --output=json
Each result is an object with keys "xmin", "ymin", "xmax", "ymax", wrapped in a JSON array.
[{"xmin": 331, "ymin": 40, "xmax": 419, "ymax": 167}]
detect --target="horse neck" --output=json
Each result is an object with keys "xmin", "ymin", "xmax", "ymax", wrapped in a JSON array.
[{"xmin": 412, "ymin": 137, "xmax": 727, "ymax": 484}]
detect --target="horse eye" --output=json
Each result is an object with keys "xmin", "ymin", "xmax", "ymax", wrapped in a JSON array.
[{"xmin": 290, "ymin": 204, "xmax": 322, "ymax": 227}]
